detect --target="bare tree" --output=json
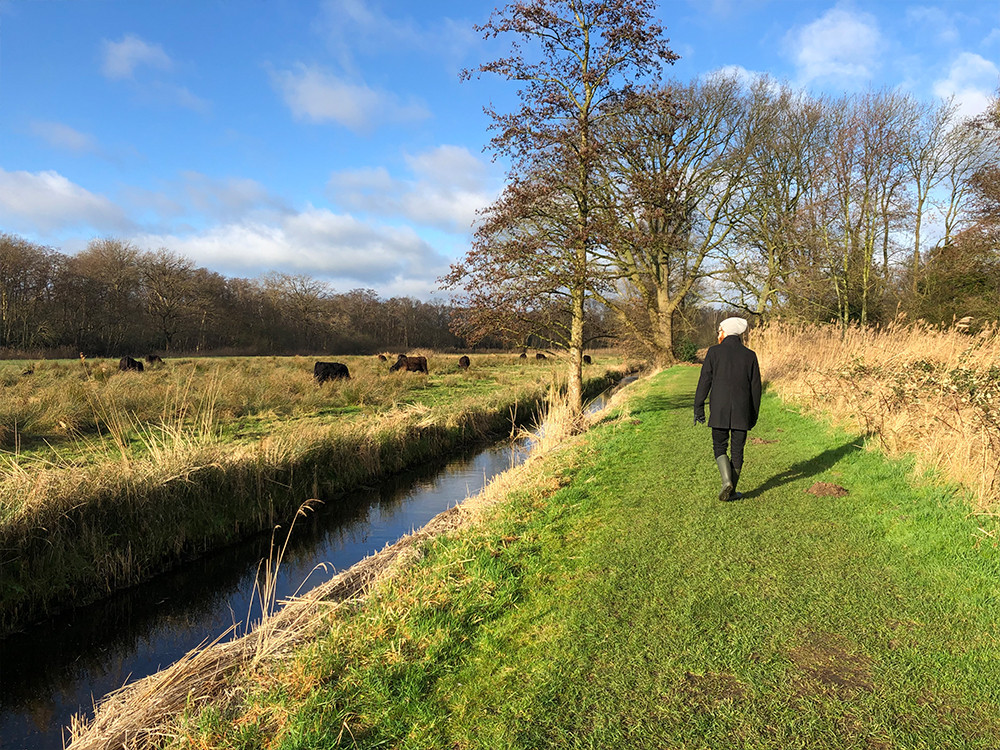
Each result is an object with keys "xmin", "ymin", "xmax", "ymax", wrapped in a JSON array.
[
  {"xmin": 594, "ymin": 73, "xmax": 756, "ymax": 363},
  {"xmin": 447, "ymin": 0, "xmax": 676, "ymax": 411}
]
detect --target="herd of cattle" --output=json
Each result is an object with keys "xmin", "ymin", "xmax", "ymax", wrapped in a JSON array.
[{"xmin": 111, "ymin": 351, "xmax": 591, "ymax": 383}]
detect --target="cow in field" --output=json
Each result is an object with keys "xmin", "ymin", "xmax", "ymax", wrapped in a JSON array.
[
  {"xmin": 390, "ymin": 354, "xmax": 428, "ymax": 373},
  {"xmin": 314, "ymin": 361, "xmax": 350, "ymax": 383},
  {"xmin": 519, "ymin": 352, "xmax": 527, "ymax": 359},
  {"xmin": 119, "ymin": 356, "xmax": 144, "ymax": 373},
  {"xmin": 458, "ymin": 355, "xmax": 470, "ymax": 369},
  {"xmin": 378, "ymin": 354, "xmax": 388, "ymax": 362},
  {"xmin": 146, "ymin": 354, "xmax": 164, "ymax": 365},
  {"xmin": 583, "ymin": 354, "xmax": 592, "ymax": 364},
  {"xmin": 535, "ymin": 352, "xmax": 547, "ymax": 360}
]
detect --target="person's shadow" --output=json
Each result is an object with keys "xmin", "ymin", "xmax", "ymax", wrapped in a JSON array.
[{"xmin": 738, "ymin": 436, "xmax": 868, "ymax": 500}]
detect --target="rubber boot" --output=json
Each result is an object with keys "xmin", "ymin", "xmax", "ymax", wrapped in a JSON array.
[
  {"xmin": 716, "ymin": 455, "xmax": 734, "ymax": 502},
  {"xmin": 730, "ymin": 465, "xmax": 743, "ymax": 501}
]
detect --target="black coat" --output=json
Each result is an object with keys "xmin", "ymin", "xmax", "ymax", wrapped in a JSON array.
[{"xmin": 694, "ymin": 335, "xmax": 762, "ymax": 430}]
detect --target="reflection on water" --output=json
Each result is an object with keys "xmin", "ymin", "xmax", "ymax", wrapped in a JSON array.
[{"xmin": 0, "ymin": 385, "xmax": 621, "ymax": 750}]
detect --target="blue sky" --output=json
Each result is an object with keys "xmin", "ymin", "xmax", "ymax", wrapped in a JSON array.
[{"xmin": 1, "ymin": 0, "xmax": 998, "ymax": 298}]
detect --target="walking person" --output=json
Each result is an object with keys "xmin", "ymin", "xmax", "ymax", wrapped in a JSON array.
[{"xmin": 693, "ymin": 317, "xmax": 762, "ymax": 501}]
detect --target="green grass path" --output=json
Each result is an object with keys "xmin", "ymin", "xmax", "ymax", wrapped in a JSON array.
[{"xmin": 192, "ymin": 368, "xmax": 1000, "ymax": 749}]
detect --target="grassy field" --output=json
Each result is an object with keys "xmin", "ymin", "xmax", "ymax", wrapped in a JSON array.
[
  {"xmin": 133, "ymin": 367, "xmax": 1000, "ymax": 750},
  {"xmin": 0, "ymin": 352, "xmax": 625, "ymax": 635}
]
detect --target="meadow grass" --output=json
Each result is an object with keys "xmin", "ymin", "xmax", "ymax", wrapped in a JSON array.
[
  {"xmin": 751, "ymin": 320, "xmax": 1000, "ymax": 514},
  {"xmin": 0, "ymin": 352, "xmax": 625, "ymax": 635},
  {"xmin": 133, "ymin": 367, "xmax": 1000, "ymax": 750}
]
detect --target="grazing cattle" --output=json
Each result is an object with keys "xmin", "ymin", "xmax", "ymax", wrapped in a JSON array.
[
  {"xmin": 583, "ymin": 354, "xmax": 592, "ymax": 364},
  {"xmin": 378, "ymin": 354, "xmax": 388, "ymax": 362},
  {"xmin": 535, "ymin": 352, "xmax": 547, "ymax": 360},
  {"xmin": 519, "ymin": 352, "xmax": 527, "ymax": 359},
  {"xmin": 21, "ymin": 368, "xmax": 34, "ymax": 376},
  {"xmin": 458, "ymin": 355, "xmax": 470, "ymax": 369},
  {"xmin": 119, "ymin": 356, "xmax": 144, "ymax": 373},
  {"xmin": 314, "ymin": 361, "xmax": 350, "ymax": 383},
  {"xmin": 390, "ymin": 354, "xmax": 429, "ymax": 373},
  {"xmin": 146, "ymin": 354, "xmax": 164, "ymax": 365}
]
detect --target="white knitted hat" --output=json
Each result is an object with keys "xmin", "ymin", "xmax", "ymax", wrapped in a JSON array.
[{"xmin": 719, "ymin": 317, "xmax": 748, "ymax": 336}]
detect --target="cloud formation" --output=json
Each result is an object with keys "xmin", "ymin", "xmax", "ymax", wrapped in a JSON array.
[
  {"xmin": 785, "ymin": 6, "xmax": 882, "ymax": 86},
  {"xmin": 270, "ymin": 64, "xmax": 429, "ymax": 132},
  {"xmin": 0, "ymin": 168, "xmax": 130, "ymax": 234},
  {"xmin": 933, "ymin": 52, "xmax": 1000, "ymax": 120},
  {"xmin": 328, "ymin": 145, "xmax": 497, "ymax": 233},
  {"xmin": 135, "ymin": 208, "xmax": 450, "ymax": 293},
  {"xmin": 905, "ymin": 6, "xmax": 960, "ymax": 45},
  {"xmin": 29, "ymin": 121, "xmax": 101, "ymax": 155},
  {"xmin": 315, "ymin": 0, "xmax": 477, "ymax": 75},
  {"xmin": 101, "ymin": 34, "xmax": 173, "ymax": 79}
]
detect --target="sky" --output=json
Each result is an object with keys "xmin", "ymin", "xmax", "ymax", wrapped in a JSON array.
[{"xmin": 1, "ymin": 0, "xmax": 998, "ymax": 300}]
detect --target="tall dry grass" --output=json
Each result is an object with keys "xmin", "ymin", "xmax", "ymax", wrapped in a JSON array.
[
  {"xmin": 751, "ymin": 319, "xmax": 1000, "ymax": 514},
  {"xmin": 0, "ymin": 353, "xmax": 627, "ymax": 635}
]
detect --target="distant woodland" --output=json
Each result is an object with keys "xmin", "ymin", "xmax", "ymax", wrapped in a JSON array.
[{"xmin": 0, "ymin": 235, "xmax": 467, "ymax": 357}]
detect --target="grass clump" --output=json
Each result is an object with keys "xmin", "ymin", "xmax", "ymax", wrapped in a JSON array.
[{"xmin": 106, "ymin": 367, "xmax": 1000, "ymax": 750}]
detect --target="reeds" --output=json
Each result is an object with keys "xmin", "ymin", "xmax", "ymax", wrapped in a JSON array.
[{"xmin": 751, "ymin": 319, "xmax": 1000, "ymax": 514}]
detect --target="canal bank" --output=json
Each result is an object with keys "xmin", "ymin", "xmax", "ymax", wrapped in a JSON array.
[
  {"xmin": 1, "ymin": 368, "xmax": 625, "ymax": 637},
  {"xmin": 1, "ymin": 371, "xmax": 632, "ymax": 750}
]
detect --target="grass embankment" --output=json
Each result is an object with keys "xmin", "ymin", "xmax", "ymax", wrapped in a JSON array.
[
  {"xmin": 106, "ymin": 367, "xmax": 1000, "ymax": 750},
  {"xmin": 0, "ymin": 353, "xmax": 623, "ymax": 636},
  {"xmin": 753, "ymin": 320, "xmax": 1000, "ymax": 514}
]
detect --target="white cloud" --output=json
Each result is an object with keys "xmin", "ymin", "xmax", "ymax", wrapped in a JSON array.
[
  {"xmin": 0, "ymin": 168, "xmax": 130, "ymax": 234},
  {"xmin": 906, "ymin": 6, "xmax": 960, "ymax": 45},
  {"xmin": 933, "ymin": 52, "xmax": 1000, "ymax": 120},
  {"xmin": 328, "ymin": 145, "xmax": 498, "ymax": 233},
  {"xmin": 178, "ymin": 171, "xmax": 288, "ymax": 221},
  {"xmin": 784, "ymin": 6, "xmax": 882, "ymax": 86},
  {"xmin": 101, "ymin": 34, "xmax": 172, "ymax": 80},
  {"xmin": 315, "ymin": 0, "xmax": 477, "ymax": 75},
  {"xmin": 29, "ymin": 121, "xmax": 101, "ymax": 154},
  {"xmin": 270, "ymin": 64, "xmax": 429, "ymax": 132},
  {"xmin": 134, "ymin": 209, "xmax": 450, "ymax": 290},
  {"xmin": 707, "ymin": 65, "xmax": 780, "ymax": 92}
]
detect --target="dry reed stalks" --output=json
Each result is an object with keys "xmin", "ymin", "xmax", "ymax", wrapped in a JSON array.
[
  {"xmin": 65, "ymin": 371, "xmax": 641, "ymax": 750},
  {"xmin": 751, "ymin": 319, "xmax": 1000, "ymax": 515}
]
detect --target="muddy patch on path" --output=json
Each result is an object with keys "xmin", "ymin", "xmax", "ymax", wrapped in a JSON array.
[
  {"xmin": 787, "ymin": 630, "xmax": 873, "ymax": 698},
  {"xmin": 806, "ymin": 482, "xmax": 849, "ymax": 497}
]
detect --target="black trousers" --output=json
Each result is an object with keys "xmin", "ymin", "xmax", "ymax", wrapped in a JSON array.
[{"xmin": 712, "ymin": 428, "xmax": 747, "ymax": 471}]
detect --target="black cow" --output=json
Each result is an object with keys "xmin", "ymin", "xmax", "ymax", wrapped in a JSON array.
[
  {"xmin": 535, "ymin": 352, "xmax": 547, "ymax": 360},
  {"xmin": 314, "ymin": 361, "xmax": 350, "ymax": 383},
  {"xmin": 146, "ymin": 354, "xmax": 164, "ymax": 365},
  {"xmin": 583, "ymin": 354, "xmax": 592, "ymax": 364},
  {"xmin": 458, "ymin": 355, "xmax": 470, "ymax": 369},
  {"xmin": 390, "ymin": 354, "xmax": 428, "ymax": 373},
  {"xmin": 378, "ymin": 354, "xmax": 388, "ymax": 362},
  {"xmin": 519, "ymin": 352, "xmax": 527, "ymax": 359},
  {"xmin": 119, "ymin": 356, "xmax": 144, "ymax": 373}
]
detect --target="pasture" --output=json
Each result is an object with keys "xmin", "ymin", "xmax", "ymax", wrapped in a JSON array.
[{"xmin": 0, "ymin": 351, "xmax": 625, "ymax": 635}]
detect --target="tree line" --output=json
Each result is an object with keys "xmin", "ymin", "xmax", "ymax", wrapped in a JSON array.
[
  {"xmin": 445, "ymin": 0, "xmax": 1000, "ymax": 381},
  {"xmin": 0, "ymin": 234, "xmax": 464, "ymax": 357}
]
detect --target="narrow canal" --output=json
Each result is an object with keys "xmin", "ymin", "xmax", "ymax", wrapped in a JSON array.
[{"xmin": 0, "ymin": 386, "xmax": 622, "ymax": 749}]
